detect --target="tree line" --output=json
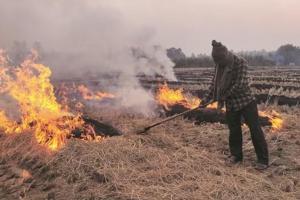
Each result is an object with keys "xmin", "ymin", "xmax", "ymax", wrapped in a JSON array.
[{"xmin": 167, "ymin": 44, "xmax": 300, "ymax": 68}]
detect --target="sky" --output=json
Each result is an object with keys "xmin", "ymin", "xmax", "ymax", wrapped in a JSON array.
[
  {"xmin": 105, "ymin": 0, "xmax": 300, "ymax": 55},
  {"xmin": 0, "ymin": 0, "xmax": 299, "ymax": 55}
]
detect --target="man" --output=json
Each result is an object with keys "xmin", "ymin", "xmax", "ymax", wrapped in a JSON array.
[{"xmin": 201, "ymin": 40, "xmax": 269, "ymax": 170}]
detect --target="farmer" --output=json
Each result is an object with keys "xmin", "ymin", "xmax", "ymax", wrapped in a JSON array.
[{"xmin": 201, "ymin": 40, "xmax": 269, "ymax": 170}]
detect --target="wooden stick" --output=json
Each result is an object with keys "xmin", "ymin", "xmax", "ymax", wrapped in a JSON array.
[{"xmin": 136, "ymin": 101, "xmax": 213, "ymax": 134}]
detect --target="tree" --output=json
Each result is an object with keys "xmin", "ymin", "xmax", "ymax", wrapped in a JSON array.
[
  {"xmin": 166, "ymin": 48, "xmax": 186, "ymax": 62},
  {"xmin": 276, "ymin": 44, "xmax": 300, "ymax": 65}
]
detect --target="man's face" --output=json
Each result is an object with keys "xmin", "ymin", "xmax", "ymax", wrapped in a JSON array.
[{"xmin": 213, "ymin": 53, "xmax": 229, "ymax": 67}]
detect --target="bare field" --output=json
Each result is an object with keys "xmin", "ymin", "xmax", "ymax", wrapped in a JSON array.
[
  {"xmin": 0, "ymin": 108, "xmax": 300, "ymax": 200},
  {"xmin": 1, "ymin": 67, "xmax": 300, "ymax": 200}
]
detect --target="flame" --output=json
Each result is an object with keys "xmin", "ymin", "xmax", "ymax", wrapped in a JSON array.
[
  {"xmin": 259, "ymin": 110, "xmax": 283, "ymax": 131},
  {"xmin": 156, "ymin": 82, "xmax": 201, "ymax": 110},
  {"xmin": 207, "ymin": 102, "xmax": 218, "ymax": 109},
  {"xmin": 156, "ymin": 82, "xmax": 219, "ymax": 110},
  {"xmin": 55, "ymin": 82, "xmax": 72, "ymax": 111},
  {"xmin": 156, "ymin": 83, "xmax": 283, "ymax": 131},
  {"xmin": 0, "ymin": 111, "xmax": 19, "ymax": 133},
  {"xmin": 0, "ymin": 50, "xmax": 85, "ymax": 151},
  {"xmin": 78, "ymin": 84, "xmax": 115, "ymax": 100}
]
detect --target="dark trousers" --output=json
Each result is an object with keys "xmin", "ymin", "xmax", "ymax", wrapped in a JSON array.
[{"xmin": 225, "ymin": 101, "xmax": 269, "ymax": 165}]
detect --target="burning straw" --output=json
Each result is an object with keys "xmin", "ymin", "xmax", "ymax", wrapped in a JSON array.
[
  {"xmin": 155, "ymin": 82, "xmax": 283, "ymax": 131},
  {"xmin": 0, "ymin": 50, "xmax": 102, "ymax": 151}
]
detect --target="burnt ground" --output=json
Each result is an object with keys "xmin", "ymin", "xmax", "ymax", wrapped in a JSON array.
[{"xmin": 0, "ymin": 105, "xmax": 299, "ymax": 200}]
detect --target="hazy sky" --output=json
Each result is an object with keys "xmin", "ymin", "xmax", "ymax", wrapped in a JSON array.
[
  {"xmin": 105, "ymin": 0, "xmax": 299, "ymax": 54},
  {"xmin": 0, "ymin": 0, "xmax": 299, "ymax": 55}
]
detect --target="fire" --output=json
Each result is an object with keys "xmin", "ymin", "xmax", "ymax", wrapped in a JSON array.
[
  {"xmin": 78, "ymin": 84, "xmax": 115, "ymax": 100},
  {"xmin": 0, "ymin": 50, "xmax": 85, "ymax": 151},
  {"xmin": 0, "ymin": 111, "xmax": 19, "ymax": 133},
  {"xmin": 207, "ymin": 102, "xmax": 218, "ymax": 109},
  {"xmin": 156, "ymin": 82, "xmax": 201, "ymax": 110},
  {"xmin": 259, "ymin": 110, "xmax": 283, "ymax": 131},
  {"xmin": 156, "ymin": 83, "xmax": 283, "ymax": 131},
  {"xmin": 156, "ymin": 82, "xmax": 219, "ymax": 110}
]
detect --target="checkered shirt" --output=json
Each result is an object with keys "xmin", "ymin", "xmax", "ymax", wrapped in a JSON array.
[{"xmin": 205, "ymin": 55, "xmax": 255, "ymax": 111}]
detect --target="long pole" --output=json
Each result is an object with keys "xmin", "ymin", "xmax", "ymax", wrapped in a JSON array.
[{"xmin": 136, "ymin": 102, "xmax": 212, "ymax": 134}]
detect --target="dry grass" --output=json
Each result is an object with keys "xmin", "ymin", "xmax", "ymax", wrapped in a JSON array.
[{"xmin": 0, "ymin": 105, "xmax": 300, "ymax": 200}]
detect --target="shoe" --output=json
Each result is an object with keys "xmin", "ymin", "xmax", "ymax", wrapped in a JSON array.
[
  {"xmin": 225, "ymin": 156, "xmax": 242, "ymax": 165},
  {"xmin": 254, "ymin": 163, "xmax": 269, "ymax": 171}
]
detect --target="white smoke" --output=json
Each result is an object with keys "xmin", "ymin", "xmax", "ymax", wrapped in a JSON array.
[{"xmin": 0, "ymin": 0, "xmax": 176, "ymax": 115}]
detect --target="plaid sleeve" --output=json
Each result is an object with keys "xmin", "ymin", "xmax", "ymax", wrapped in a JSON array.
[{"xmin": 223, "ymin": 63, "xmax": 248, "ymax": 98}]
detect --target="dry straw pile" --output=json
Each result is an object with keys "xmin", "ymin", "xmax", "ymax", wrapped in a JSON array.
[{"xmin": 0, "ymin": 111, "xmax": 299, "ymax": 199}]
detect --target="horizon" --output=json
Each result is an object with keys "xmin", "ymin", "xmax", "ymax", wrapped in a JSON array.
[{"xmin": 168, "ymin": 42, "xmax": 299, "ymax": 57}]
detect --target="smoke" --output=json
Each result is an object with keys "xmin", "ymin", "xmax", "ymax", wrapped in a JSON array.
[{"xmin": 0, "ymin": 0, "xmax": 176, "ymax": 115}]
